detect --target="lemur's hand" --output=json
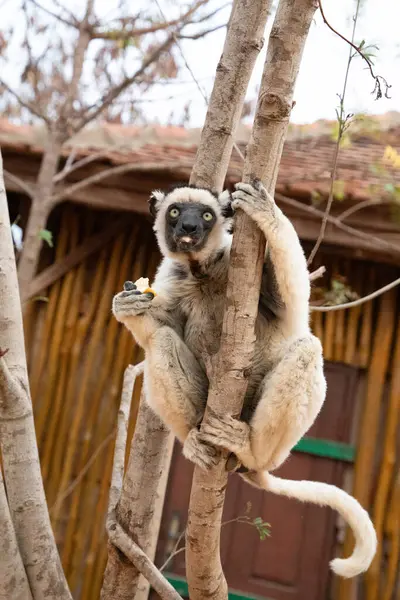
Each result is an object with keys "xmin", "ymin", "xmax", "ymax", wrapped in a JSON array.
[
  {"xmin": 232, "ymin": 180, "xmax": 276, "ymax": 221},
  {"xmin": 112, "ymin": 282, "xmax": 154, "ymax": 322}
]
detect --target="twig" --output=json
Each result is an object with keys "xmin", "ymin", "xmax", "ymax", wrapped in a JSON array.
[
  {"xmin": 50, "ymin": 160, "xmax": 191, "ymax": 204},
  {"xmin": 308, "ymin": 0, "xmax": 361, "ymax": 266},
  {"xmin": 3, "ymin": 169, "xmax": 35, "ymax": 199},
  {"xmin": 311, "ymin": 276, "xmax": 400, "ymax": 312},
  {"xmin": 318, "ymin": 0, "xmax": 391, "ymax": 99},
  {"xmin": 309, "ymin": 266, "xmax": 326, "ymax": 281},
  {"xmin": 276, "ymin": 193, "xmax": 400, "ymax": 257},
  {"xmin": 53, "ymin": 150, "xmax": 109, "ymax": 183},
  {"xmin": 0, "ymin": 78, "xmax": 49, "ymax": 123},
  {"xmin": 337, "ymin": 198, "xmax": 388, "ymax": 222},
  {"xmin": 29, "ymin": 0, "xmax": 77, "ymax": 27},
  {"xmin": 50, "ymin": 429, "xmax": 115, "ymax": 514},
  {"xmin": 106, "ymin": 515, "xmax": 183, "ymax": 600}
]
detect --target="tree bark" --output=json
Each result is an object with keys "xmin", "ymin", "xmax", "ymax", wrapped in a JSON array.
[
  {"xmin": 0, "ymin": 470, "xmax": 33, "ymax": 600},
  {"xmin": 186, "ymin": 2, "xmax": 318, "ymax": 599},
  {"xmin": 101, "ymin": 2, "xmax": 269, "ymax": 598},
  {"xmin": 0, "ymin": 150, "xmax": 72, "ymax": 600},
  {"xmin": 17, "ymin": 134, "xmax": 63, "ymax": 299}
]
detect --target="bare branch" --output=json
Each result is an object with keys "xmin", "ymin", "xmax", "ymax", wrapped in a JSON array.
[
  {"xmin": 106, "ymin": 517, "xmax": 183, "ymax": 600},
  {"xmin": 309, "ymin": 266, "xmax": 326, "ymax": 281},
  {"xmin": 177, "ymin": 23, "xmax": 226, "ymax": 40},
  {"xmin": 92, "ymin": 0, "xmax": 211, "ymax": 40},
  {"xmin": 311, "ymin": 276, "xmax": 400, "ymax": 311},
  {"xmin": 53, "ymin": 150, "xmax": 111, "ymax": 183},
  {"xmin": 50, "ymin": 160, "xmax": 192, "ymax": 204},
  {"xmin": 28, "ymin": 0, "xmax": 77, "ymax": 27},
  {"xmin": 276, "ymin": 192, "xmax": 400, "ymax": 257},
  {"xmin": 104, "ymin": 362, "xmax": 182, "ymax": 600},
  {"xmin": 318, "ymin": 0, "xmax": 391, "ymax": 99},
  {"xmin": 3, "ymin": 169, "xmax": 35, "ymax": 199},
  {"xmin": 108, "ymin": 363, "xmax": 144, "ymax": 513},
  {"xmin": 337, "ymin": 198, "xmax": 389, "ymax": 222},
  {"xmin": 50, "ymin": 429, "xmax": 115, "ymax": 514},
  {"xmin": 0, "ymin": 78, "xmax": 49, "ymax": 123}
]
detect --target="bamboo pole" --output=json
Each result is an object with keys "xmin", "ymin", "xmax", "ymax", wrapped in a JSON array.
[
  {"xmin": 51, "ymin": 235, "xmax": 126, "ymax": 531},
  {"xmin": 40, "ymin": 214, "xmax": 79, "ymax": 488},
  {"xmin": 186, "ymin": 2, "xmax": 318, "ymax": 598},
  {"xmin": 382, "ymin": 471, "xmax": 400, "ymax": 600},
  {"xmin": 366, "ymin": 317, "xmax": 400, "ymax": 600},
  {"xmin": 338, "ymin": 290, "xmax": 397, "ymax": 600},
  {"xmin": 66, "ymin": 229, "xmax": 143, "ymax": 588},
  {"xmin": 358, "ymin": 268, "xmax": 375, "ymax": 368},
  {"xmin": 47, "ymin": 246, "xmax": 108, "ymax": 507},
  {"xmin": 101, "ymin": 1, "xmax": 272, "ymax": 598}
]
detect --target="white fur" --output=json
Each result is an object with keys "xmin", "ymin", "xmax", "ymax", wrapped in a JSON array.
[
  {"xmin": 245, "ymin": 471, "xmax": 377, "ymax": 578},
  {"xmin": 112, "ymin": 182, "xmax": 377, "ymax": 578}
]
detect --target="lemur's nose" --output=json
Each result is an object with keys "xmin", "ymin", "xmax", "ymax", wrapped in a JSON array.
[{"xmin": 181, "ymin": 219, "xmax": 198, "ymax": 233}]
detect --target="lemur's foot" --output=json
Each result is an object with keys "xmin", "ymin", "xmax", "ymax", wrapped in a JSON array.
[
  {"xmin": 183, "ymin": 428, "xmax": 220, "ymax": 471},
  {"xmin": 112, "ymin": 286, "xmax": 154, "ymax": 322},
  {"xmin": 201, "ymin": 415, "xmax": 250, "ymax": 456},
  {"xmin": 232, "ymin": 180, "xmax": 275, "ymax": 220}
]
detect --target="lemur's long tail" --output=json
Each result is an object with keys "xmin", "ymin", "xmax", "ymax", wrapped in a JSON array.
[{"xmin": 242, "ymin": 470, "xmax": 377, "ymax": 579}]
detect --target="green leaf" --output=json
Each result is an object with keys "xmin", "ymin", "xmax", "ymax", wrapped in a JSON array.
[{"xmin": 38, "ymin": 229, "xmax": 53, "ymax": 247}]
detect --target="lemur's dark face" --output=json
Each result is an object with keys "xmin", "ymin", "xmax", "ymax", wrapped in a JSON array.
[{"xmin": 164, "ymin": 202, "xmax": 217, "ymax": 253}]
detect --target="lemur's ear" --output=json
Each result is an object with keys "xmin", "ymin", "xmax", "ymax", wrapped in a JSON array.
[
  {"xmin": 148, "ymin": 190, "xmax": 165, "ymax": 218},
  {"xmin": 218, "ymin": 189, "xmax": 234, "ymax": 219}
]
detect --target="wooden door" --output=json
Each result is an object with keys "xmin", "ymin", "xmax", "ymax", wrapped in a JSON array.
[{"xmin": 155, "ymin": 362, "xmax": 360, "ymax": 600}]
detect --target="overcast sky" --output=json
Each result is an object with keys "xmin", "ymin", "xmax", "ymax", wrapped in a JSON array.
[
  {"xmin": 1, "ymin": 0, "xmax": 398, "ymax": 127},
  {"xmin": 142, "ymin": 0, "xmax": 400, "ymax": 127}
]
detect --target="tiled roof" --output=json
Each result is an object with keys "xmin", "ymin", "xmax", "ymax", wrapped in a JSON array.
[{"xmin": 1, "ymin": 115, "xmax": 400, "ymax": 201}]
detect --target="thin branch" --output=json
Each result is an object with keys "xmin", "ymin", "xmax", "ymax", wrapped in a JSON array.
[
  {"xmin": 50, "ymin": 429, "xmax": 115, "ymax": 514},
  {"xmin": 0, "ymin": 78, "xmax": 49, "ymax": 123},
  {"xmin": 93, "ymin": 0, "xmax": 211, "ymax": 40},
  {"xmin": 108, "ymin": 362, "xmax": 144, "ymax": 513},
  {"xmin": 177, "ymin": 23, "xmax": 226, "ymax": 40},
  {"xmin": 318, "ymin": 0, "xmax": 391, "ymax": 99},
  {"xmin": 106, "ymin": 516, "xmax": 183, "ymax": 600},
  {"xmin": 50, "ymin": 160, "xmax": 192, "ymax": 204},
  {"xmin": 311, "ymin": 276, "xmax": 400, "ymax": 311},
  {"xmin": 309, "ymin": 265, "xmax": 326, "ymax": 281},
  {"xmin": 308, "ymin": 0, "xmax": 360, "ymax": 266},
  {"xmin": 28, "ymin": 0, "xmax": 77, "ymax": 27},
  {"xmin": 276, "ymin": 193, "xmax": 400, "ymax": 256},
  {"xmin": 3, "ymin": 169, "xmax": 35, "ymax": 199},
  {"xmin": 53, "ymin": 150, "xmax": 114, "ymax": 183},
  {"xmin": 105, "ymin": 362, "xmax": 182, "ymax": 600},
  {"xmin": 337, "ymin": 198, "xmax": 390, "ymax": 222}
]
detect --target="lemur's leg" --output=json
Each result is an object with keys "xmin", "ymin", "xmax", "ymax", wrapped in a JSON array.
[
  {"xmin": 200, "ymin": 335, "xmax": 326, "ymax": 472},
  {"xmin": 231, "ymin": 181, "xmax": 310, "ymax": 334},
  {"xmin": 113, "ymin": 289, "xmax": 218, "ymax": 469}
]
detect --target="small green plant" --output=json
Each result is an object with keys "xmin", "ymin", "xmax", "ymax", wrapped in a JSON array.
[{"xmin": 38, "ymin": 228, "xmax": 53, "ymax": 247}]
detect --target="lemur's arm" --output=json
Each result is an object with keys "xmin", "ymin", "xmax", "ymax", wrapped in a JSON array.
[
  {"xmin": 232, "ymin": 181, "xmax": 310, "ymax": 335},
  {"xmin": 113, "ymin": 258, "xmax": 182, "ymax": 349}
]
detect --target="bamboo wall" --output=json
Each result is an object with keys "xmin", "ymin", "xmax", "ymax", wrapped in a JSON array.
[{"xmin": 22, "ymin": 205, "xmax": 400, "ymax": 600}]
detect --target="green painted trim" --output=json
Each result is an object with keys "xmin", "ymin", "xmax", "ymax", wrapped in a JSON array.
[
  {"xmin": 294, "ymin": 436, "xmax": 355, "ymax": 462},
  {"xmin": 165, "ymin": 574, "xmax": 272, "ymax": 600}
]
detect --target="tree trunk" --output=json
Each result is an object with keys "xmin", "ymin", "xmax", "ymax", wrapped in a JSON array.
[
  {"xmin": 186, "ymin": 1, "xmax": 318, "ymax": 599},
  {"xmin": 0, "ymin": 150, "xmax": 72, "ymax": 600},
  {"xmin": 101, "ymin": 2, "xmax": 270, "ymax": 598},
  {"xmin": 0, "ymin": 470, "xmax": 33, "ymax": 600},
  {"xmin": 17, "ymin": 134, "xmax": 63, "ymax": 301}
]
